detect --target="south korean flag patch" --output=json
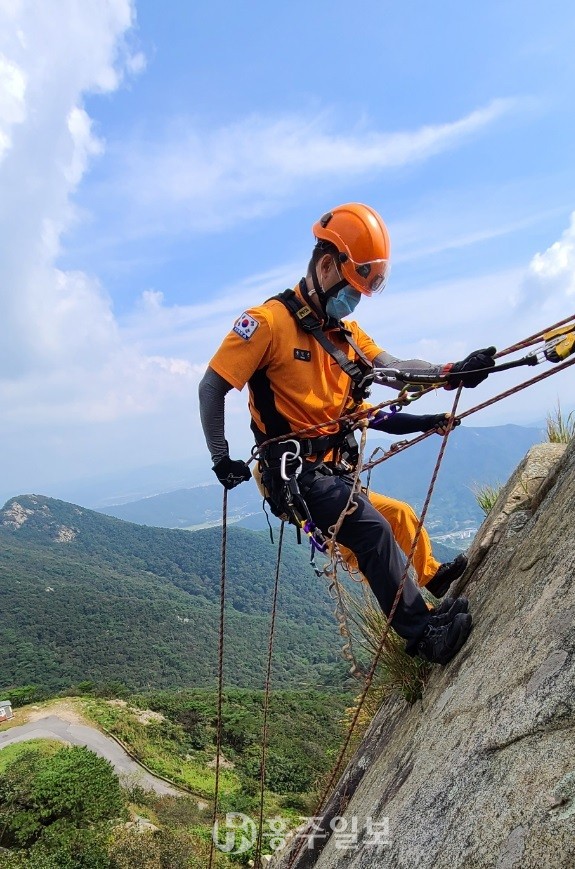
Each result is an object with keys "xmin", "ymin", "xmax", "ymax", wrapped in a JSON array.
[{"xmin": 233, "ymin": 312, "xmax": 259, "ymax": 340}]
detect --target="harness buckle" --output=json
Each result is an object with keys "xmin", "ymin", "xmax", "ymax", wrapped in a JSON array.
[{"xmin": 352, "ymin": 370, "xmax": 375, "ymax": 401}]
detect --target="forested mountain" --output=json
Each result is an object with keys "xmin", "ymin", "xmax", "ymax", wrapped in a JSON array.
[
  {"xmin": 0, "ymin": 424, "xmax": 543, "ymax": 696},
  {"xmin": 0, "ymin": 495, "xmax": 348, "ymax": 693}
]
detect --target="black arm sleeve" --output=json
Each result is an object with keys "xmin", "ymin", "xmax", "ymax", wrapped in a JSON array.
[
  {"xmin": 371, "ymin": 412, "xmax": 446, "ymax": 435},
  {"xmin": 198, "ymin": 367, "xmax": 234, "ymax": 463},
  {"xmin": 373, "ymin": 351, "xmax": 444, "ymax": 390}
]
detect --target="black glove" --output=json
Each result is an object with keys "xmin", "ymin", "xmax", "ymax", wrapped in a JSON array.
[
  {"xmin": 212, "ymin": 456, "xmax": 252, "ymax": 490},
  {"xmin": 443, "ymin": 347, "xmax": 496, "ymax": 389},
  {"xmin": 369, "ymin": 411, "xmax": 460, "ymax": 435},
  {"xmin": 418, "ymin": 413, "xmax": 461, "ymax": 433}
]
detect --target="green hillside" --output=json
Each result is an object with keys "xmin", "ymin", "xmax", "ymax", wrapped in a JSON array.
[{"xmin": 0, "ymin": 495, "xmax": 348, "ymax": 693}]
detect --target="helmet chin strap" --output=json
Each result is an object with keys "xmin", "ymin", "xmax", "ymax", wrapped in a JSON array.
[{"xmin": 310, "ymin": 260, "xmax": 350, "ymax": 316}]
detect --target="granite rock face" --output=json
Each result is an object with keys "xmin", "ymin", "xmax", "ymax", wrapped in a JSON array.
[{"xmin": 272, "ymin": 440, "xmax": 575, "ymax": 869}]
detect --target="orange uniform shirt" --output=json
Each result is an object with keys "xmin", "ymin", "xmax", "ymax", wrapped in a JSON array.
[{"xmin": 209, "ymin": 285, "xmax": 383, "ymax": 442}]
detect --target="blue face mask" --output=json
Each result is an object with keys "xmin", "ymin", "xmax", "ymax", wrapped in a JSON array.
[{"xmin": 325, "ymin": 286, "xmax": 361, "ymax": 321}]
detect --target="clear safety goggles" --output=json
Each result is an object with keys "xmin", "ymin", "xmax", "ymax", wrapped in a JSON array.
[{"xmin": 343, "ymin": 257, "xmax": 391, "ymax": 295}]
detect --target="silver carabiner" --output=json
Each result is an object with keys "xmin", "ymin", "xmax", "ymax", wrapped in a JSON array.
[
  {"xmin": 371, "ymin": 367, "xmax": 402, "ymax": 385},
  {"xmin": 279, "ymin": 439, "xmax": 303, "ymax": 481}
]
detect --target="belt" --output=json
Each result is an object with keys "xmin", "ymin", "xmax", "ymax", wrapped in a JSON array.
[{"xmin": 261, "ymin": 433, "xmax": 345, "ymax": 461}]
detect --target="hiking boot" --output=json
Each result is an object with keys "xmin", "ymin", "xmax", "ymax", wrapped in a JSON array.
[
  {"xmin": 416, "ymin": 612, "xmax": 473, "ymax": 665},
  {"xmin": 427, "ymin": 553, "xmax": 468, "ymax": 597},
  {"xmin": 429, "ymin": 595, "xmax": 469, "ymax": 625}
]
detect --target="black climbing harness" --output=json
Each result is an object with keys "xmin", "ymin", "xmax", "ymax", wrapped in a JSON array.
[
  {"xmin": 256, "ymin": 285, "xmax": 380, "ymax": 566},
  {"xmin": 257, "ymin": 437, "xmax": 328, "ymax": 573}
]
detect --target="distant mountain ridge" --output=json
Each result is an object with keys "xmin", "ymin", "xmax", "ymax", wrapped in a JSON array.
[
  {"xmin": 95, "ymin": 483, "xmax": 264, "ymax": 529},
  {"xmin": 94, "ymin": 424, "xmax": 544, "ymax": 539},
  {"xmin": 0, "ymin": 495, "xmax": 347, "ymax": 694}
]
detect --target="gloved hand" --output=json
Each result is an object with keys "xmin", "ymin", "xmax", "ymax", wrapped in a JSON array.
[
  {"xmin": 212, "ymin": 456, "xmax": 252, "ymax": 490},
  {"xmin": 419, "ymin": 413, "xmax": 461, "ymax": 434},
  {"xmin": 369, "ymin": 411, "xmax": 460, "ymax": 435},
  {"xmin": 443, "ymin": 347, "xmax": 496, "ymax": 389}
]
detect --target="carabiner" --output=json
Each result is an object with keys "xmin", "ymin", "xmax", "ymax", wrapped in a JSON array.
[
  {"xmin": 280, "ymin": 439, "xmax": 303, "ymax": 481},
  {"xmin": 397, "ymin": 384, "xmax": 429, "ymax": 405}
]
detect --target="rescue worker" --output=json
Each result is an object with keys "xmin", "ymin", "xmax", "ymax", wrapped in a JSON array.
[{"xmin": 198, "ymin": 203, "xmax": 496, "ymax": 665}]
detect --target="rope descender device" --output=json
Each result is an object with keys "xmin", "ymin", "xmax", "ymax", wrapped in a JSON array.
[{"xmin": 543, "ymin": 325, "xmax": 575, "ymax": 364}]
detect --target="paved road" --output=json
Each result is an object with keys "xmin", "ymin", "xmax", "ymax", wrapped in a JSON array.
[{"xmin": 0, "ymin": 715, "xmax": 180, "ymax": 796}]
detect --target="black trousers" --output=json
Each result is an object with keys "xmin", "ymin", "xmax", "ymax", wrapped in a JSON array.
[{"xmin": 299, "ymin": 468, "xmax": 431, "ymax": 651}]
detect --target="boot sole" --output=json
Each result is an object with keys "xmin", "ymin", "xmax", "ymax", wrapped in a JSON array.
[{"xmin": 436, "ymin": 614, "xmax": 473, "ymax": 665}]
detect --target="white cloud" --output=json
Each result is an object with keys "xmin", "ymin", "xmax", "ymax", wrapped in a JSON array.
[
  {"xmin": 0, "ymin": 52, "xmax": 26, "ymax": 160},
  {"xmin": 0, "ymin": 0, "xmax": 570, "ymax": 497},
  {"xmin": 66, "ymin": 107, "xmax": 104, "ymax": 185},
  {"xmin": 124, "ymin": 264, "xmax": 299, "ymax": 354},
  {"xmin": 0, "ymin": 1, "xmax": 215, "ymax": 497},
  {"xmin": 380, "ymin": 218, "xmax": 575, "ymax": 366},
  {"xmin": 0, "ymin": 1, "xmax": 169, "ymax": 415},
  {"xmin": 529, "ymin": 212, "xmax": 575, "ymax": 295},
  {"xmin": 113, "ymin": 98, "xmax": 521, "ymax": 233},
  {"xmin": 393, "ymin": 210, "xmax": 561, "ymax": 264}
]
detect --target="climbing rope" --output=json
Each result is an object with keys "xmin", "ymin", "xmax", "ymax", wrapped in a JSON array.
[
  {"xmin": 323, "ymin": 564, "xmax": 367, "ymax": 679},
  {"xmin": 208, "ymin": 489, "xmax": 228, "ymax": 869},
  {"xmin": 317, "ymin": 421, "xmax": 370, "ymax": 679},
  {"xmin": 496, "ymin": 312, "xmax": 575, "ymax": 357},
  {"xmin": 253, "ymin": 521, "xmax": 285, "ymax": 869}
]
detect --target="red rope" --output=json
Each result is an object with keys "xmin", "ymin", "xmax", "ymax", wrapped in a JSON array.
[{"xmin": 495, "ymin": 312, "xmax": 575, "ymax": 358}]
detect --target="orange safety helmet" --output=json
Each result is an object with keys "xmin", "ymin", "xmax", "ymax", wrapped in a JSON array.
[{"xmin": 312, "ymin": 203, "xmax": 391, "ymax": 296}]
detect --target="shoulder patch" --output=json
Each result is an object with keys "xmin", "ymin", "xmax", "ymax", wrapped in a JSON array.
[{"xmin": 233, "ymin": 312, "xmax": 260, "ymax": 340}]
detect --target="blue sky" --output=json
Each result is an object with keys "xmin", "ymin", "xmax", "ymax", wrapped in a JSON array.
[{"xmin": 1, "ymin": 0, "xmax": 575, "ymax": 502}]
